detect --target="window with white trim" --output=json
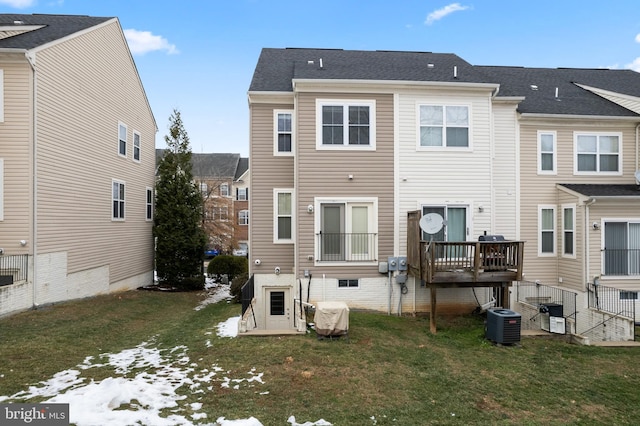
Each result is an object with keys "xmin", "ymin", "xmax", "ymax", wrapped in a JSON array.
[
  {"xmin": 539, "ymin": 206, "xmax": 556, "ymax": 255},
  {"xmin": 316, "ymin": 100, "xmax": 376, "ymax": 149},
  {"xmin": 562, "ymin": 205, "xmax": 575, "ymax": 257},
  {"xmin": 419, "ymin": 105, "xmax": 469, "ymax": 148},
  {"xmin": 133, "ymin": 131, "xmax": 141, "ymax": 162},
  {"xmin": 199, "ymin": 182, "xmax": 208, "ymax": 194},
  {"xmin": 146, "ymin": 187, "xmax": 153, "ymax": 221},
  {"xmin": 220, "ymin": 183, "xmax": 229, "ymax": 197},
  {"xmin": 317, "ymin": 198, "xmax": 377, "ymax": 262},
  {"xmin": 575, "ymin": 133, "xmax": 621, "ymax": 174},
  {"xmin": 237, "ymin": 187, "xmax": 248, "ymax": 201},
  {"xmin": 238, "ymin": 210, "xmax": 249, "ymax": 226},
  {"xmin": 275, "ymin": 110, "xmax": 293, "ymax": 154},
  {"xmin": 274, "ymin": 189, "xmax": 293, "ymax": 242},
  {"xmin": 603, "ymin": 220, "xmax": 640, "ymax": 276},
  {"xmin": 118, "ymin": 123, "xmax": 127, "ymax": 157},
  {"xmin": 112, "ymin": 179, "xmax": 125, "ymax": 220},
  {"xmin": 538, "ymin": 131, "xmax": 556, "ymax": 174},
  {"xmin": 216, "ymin": 206, "xmax": 229, "ymax": 222}
]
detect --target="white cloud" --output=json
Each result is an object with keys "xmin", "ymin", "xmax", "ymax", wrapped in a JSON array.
[
  {"xmin": 425, "ymin": 3, "xmax": 469, "ymax": 25},
  {"xmin": 123, "ymin": 29, "xmax": 178, "ymax": 55},
  {"xmin": 627, "ymin": 57, "xmax": 640, "ymax": 72},
  {"xmin": 635, "ymin": 33, "xmax": 640, "ymax": 43},
  {"xmin": 0, "ymin": 0, "xmax": 35, "ymax": 8}
]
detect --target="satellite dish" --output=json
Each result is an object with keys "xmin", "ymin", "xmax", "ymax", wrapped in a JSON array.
[
  {"xmin": 635, "ymin": 170, "xmax": 640, "ymax": 186},
  {"xmin": 419, "ymin": 213, "xmax": 444, "ymax": 235}
]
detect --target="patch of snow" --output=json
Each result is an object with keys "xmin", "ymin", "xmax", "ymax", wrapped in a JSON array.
[{"xmin": 217, "ymin": 316, "xmax": 240, "ymax": 337}]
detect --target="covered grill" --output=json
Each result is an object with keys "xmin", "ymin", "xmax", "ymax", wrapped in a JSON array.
[{"xmin": 314, "ymin": 301, "xmax": 349, "ymax": 339}]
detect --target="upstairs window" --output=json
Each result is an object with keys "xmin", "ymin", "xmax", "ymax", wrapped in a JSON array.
[
  {"xmin": 316, "ymin": 100, "xmax": 376, "ymax": 150},
  {"xmin": 118, "ymin": 123, "xmax": 127, "ymax": 157},
  {"xmin": 133, "ymin": 131, "xmax": 141, "ymax": 162},
  {"xmin": 112, "ymin": 180, "xmax": 125, "ymax": 220},
  {"xmin": 538, "ymin": 131, "xmax": 556, "ymax": 174},
  {"xmin": 220, "ymin": 183, "xmax": 229, "ymax": 197},
  {"xmin": 238, "ymin": 210, "xmax": 249, "ymax": 226},
  {"xmin": 419, "ymin": 105, "xmax": 469, "ymax": 148},
  {"xmin": 575, "ymin": 133, "xmax": 621, "ymax": 174},
  {"xmin": 275, "ymin": 110, "xmax": 293, "ymax": 154},
  {"xmin": 237, "ymin": 187, "xmax": 248, "ymax": 201}
]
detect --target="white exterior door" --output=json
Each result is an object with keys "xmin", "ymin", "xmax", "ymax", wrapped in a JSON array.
[{"xmin": 266, "ymin": 288, "xmax": 291, "ymax": 330}]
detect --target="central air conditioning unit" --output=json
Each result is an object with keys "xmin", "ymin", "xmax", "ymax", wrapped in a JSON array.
[{"xmin": 486, "ymin": 308, "xmax": 521, "ymax": 344}]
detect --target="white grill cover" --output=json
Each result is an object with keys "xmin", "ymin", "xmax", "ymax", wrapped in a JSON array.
[{"xmin": 314, "ymin": 301, "xmax": 349, "ymax": 336}]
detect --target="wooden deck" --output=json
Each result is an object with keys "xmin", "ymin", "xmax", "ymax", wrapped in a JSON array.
[{"xmin": 406, "ymin": 210, "xmax": 525, "ymax": 333}]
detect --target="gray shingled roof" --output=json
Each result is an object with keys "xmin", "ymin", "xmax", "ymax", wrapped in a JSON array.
[
  {"xmin": 476, "ymin": 66, "xmax": 640, "ymax": 117},
  {"xmin": 0, "ymin": 14, "xmax": 112, "ymax": 50},
  {"xmin": 155, "ymin": 149, "xmax": 247, "ymax": 180},
  {"xmin": 250, "ymin": 48, "xmax": 640, "ymax": 118},
  {"xmin": 249, "ymin": 48, "xmax": 492, "ymax": 92},
  {"xmin": 560, "ymin": 184, "xmax": 640, "ymax": 197}
]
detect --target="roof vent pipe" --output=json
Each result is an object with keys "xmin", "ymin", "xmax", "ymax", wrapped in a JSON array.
[
  {"xmin": 453, "ymin": 65, "xmax": 458, "ymax": 78},
  {"xmin": 319, "ymin": 58, "xmax": 323, "ymax": 69},
  {"xmin": 555, "ymin": 87, "xmax": 559, "ymax": 98}
]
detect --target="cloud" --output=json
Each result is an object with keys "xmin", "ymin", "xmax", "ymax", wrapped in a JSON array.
[
  {"xmin": 0, "ymin": 0, "xmax": 35, "ymax": 8},
  {"xmin": 425, "ymin": 3, "xmax": 469, "ymax": 25},
  {"xmin": 627, "ymin": 57, "xmax": 640, "ymax": 72},
  {"xmin": 123, "ymin": 29, "xmax": 178, "ymax": 55},
  {"xmin": 636, "ymin": 33, "xmax": 640, "ymax": 43}
]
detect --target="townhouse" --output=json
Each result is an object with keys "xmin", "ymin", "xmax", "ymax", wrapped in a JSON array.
[
  {"xmin": 0, "ymin": 14, "xmax": 157, "ymax": 316},
  {"xmin": 246, "ymin": 48, "xmax": 640, "ymax": 340}
]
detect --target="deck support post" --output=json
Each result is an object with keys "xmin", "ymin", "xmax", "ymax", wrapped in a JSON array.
[{"xmin": 430, "ymin": 287, "xmax": 437, "ymax": 334}]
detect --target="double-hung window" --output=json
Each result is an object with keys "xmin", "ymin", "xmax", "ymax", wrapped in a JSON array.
[
  {"xmin": 316, "ymin": 100, "xmax": 376, "ymax": 150},
  {"xmin": 317, "ymin": 198, "xmax": 377, "ymax": 262},
  {"xmin": 238, "ymin": 210, "xmax": 249, "ymax": 226},
  {"xmin": 118, "ymin": 123, "xmax": 127, "ymax": 157},
  {"xmin": 237, "ymin": 188, "xmax": 248, "ymax": 201},
  {"xmin": 275, "ymin": 110, "xmax": 293, "ymax": 154},
  {"xmin": 419, "ymin": 105, "xmax": 469, "ymax": 148},
  {"xmin": 538, "ymin": 131, "xmax": 556, "ymax": 174},
  {"xmin": 133, "ymin": 131, "xmax": 141, "ymax": 162},
  {"xmin": 220, "ymin": 183, "xmax": 229, "ymax": 197},
  {"xmin": 562, "ymin": 205, "xmax": 575, "ymax": 257},
  {"xmin": 274, "ymin": 189, "xmax": 294, "ymax": 243},
  {"xmin": 603, "ymin": 220, "xmax": 640, "ymax": 276},
  {"xmin": 146, "ymin": 188, "xmax": 153, "ymax": 221},
  {"xmin": 575, "ymin": 133, "xmax": 621, "ymax": 174},
  {"xmin": 539, "ymin": 206, "xmax": 556, "ymax": 256},
  {"xmin": 112, "ymin": 179, "xmax": 125, "ymax": 220}
]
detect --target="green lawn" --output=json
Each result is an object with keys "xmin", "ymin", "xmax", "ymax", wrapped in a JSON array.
[{"xmin": 1, "ymin": 289, "xmax": 640, "ymax": 425}]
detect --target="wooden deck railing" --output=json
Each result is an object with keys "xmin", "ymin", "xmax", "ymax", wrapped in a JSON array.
[{"xmin": 408, "ymin": 240, "xmax": 524, "ymax": 286}]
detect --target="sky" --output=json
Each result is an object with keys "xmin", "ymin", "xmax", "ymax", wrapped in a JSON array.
[
  {"xmin": 2, "ymin": 0, "xmax": 640, "ymax": 157},
  {"xmin": 0, "ymin": 280, "xmax": 332, "ymax": 425}
]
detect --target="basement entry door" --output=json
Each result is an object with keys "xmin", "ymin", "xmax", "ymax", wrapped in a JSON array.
[{"xmin": 266, "ymin": 288, "xmax": 291, "ymax": 330}]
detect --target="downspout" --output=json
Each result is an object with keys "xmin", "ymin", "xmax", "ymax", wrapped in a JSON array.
[
  {"xmin": 584, "ymin": 197, "xmax": 596, "ymax": 291},
  {"xmin": 25, "ymin": 51, "xmax": 38, "ymax": 309},
  {"xmin": 636, "ymin": 123, "xmax": 640, "ymax": 172}
]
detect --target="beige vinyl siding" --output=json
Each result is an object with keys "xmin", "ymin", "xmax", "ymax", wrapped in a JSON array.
[
  {"xmin": 557, "ymin": 191, "xmax": 583, "ymax": 292},
  {"xmin": 519, "ymin": 119, "xmax": 638, "ymax": 286},
  {"xmin": 249, "ymin": 102, "xmax": 295, "ymax": 273},
  {"xmin": 296, "ymin": 92, "xmax": 394, "ymax": 277},
  {"xmin": 33, "ymin": 21, "xmax": 155, "ymax": 284},
  {"xmin": 0, "ymin": 59, "xmax": 32, "ymax": 255}
]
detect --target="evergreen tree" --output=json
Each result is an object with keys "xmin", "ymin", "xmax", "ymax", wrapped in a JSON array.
[{"xmin": 154, "ymin": 110, "xmax": 206, "ymax": 290}]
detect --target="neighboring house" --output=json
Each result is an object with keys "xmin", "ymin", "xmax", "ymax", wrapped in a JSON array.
[
  {"xmin": 156, "ymin": 150, "xmax": 249, "ymax": 254},
  {"xmin": 246, "ymin": 47, "xmax": 640, "ymax": 342},
  {"xmin": 0, "ymin": 14, "xmax": 157, "ymax": 316}
]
